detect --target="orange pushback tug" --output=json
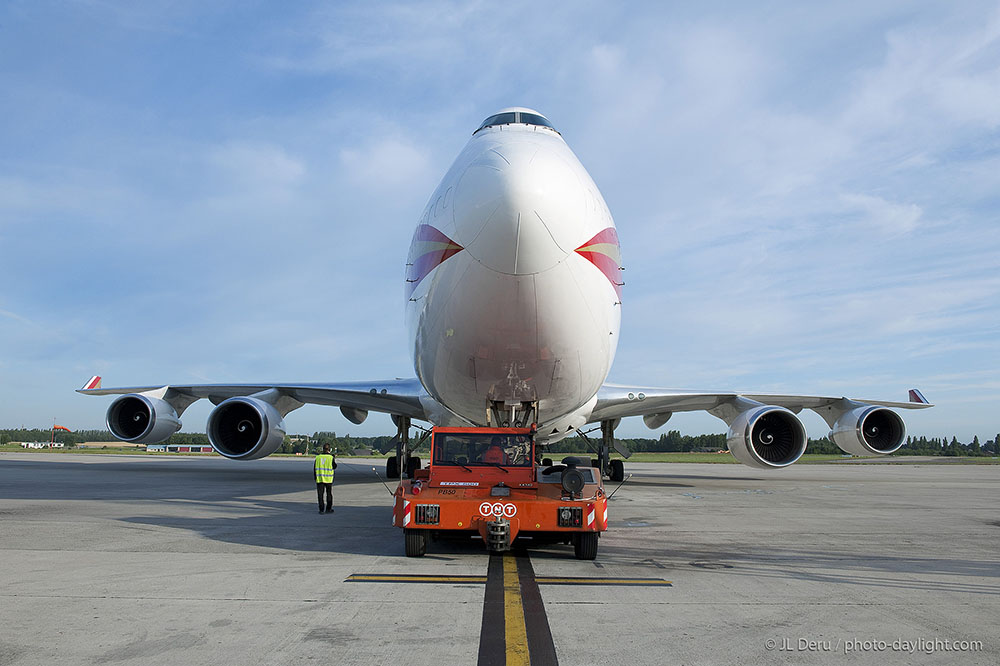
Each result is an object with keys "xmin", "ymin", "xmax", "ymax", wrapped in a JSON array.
[{"xmin": 392, "ymin": 426, "xmax": 608, "ymax": 559}]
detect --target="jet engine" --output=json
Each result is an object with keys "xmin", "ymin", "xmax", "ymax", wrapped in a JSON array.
[
  {"xmin": 106, "ymin": 394, "xmax": 182, "ymax": 444},
  {"xmin": 830, "ymin": 406, "xmax": 905, "ymax": 456},
  {"xmin": 727, "ymin": 406, "xmax": 807, "ymax": 469},
  {"xmin": 207, "ymin": 397, "xmax": 287, "ymax": 460}
]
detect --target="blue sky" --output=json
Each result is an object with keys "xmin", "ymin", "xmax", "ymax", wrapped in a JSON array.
[{"xmin": 1, "ymin": 1, "xmax": 998, "ymax": 442}]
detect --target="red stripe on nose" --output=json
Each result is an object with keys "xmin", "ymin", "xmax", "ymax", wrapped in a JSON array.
[
  {"xmin": 575, "ymin": 228, "xmax": 623, "ymax": 298},
  {"xmin": 406, "ymin": 225, "xmax": 464, "ymax": 297}
]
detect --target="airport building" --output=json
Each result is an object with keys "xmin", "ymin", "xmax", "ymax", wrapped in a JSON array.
[
  {"xmin": 78, "ymin": 441, "xmax": 144, "ymax": 449},
  {"xmin": 145, "ymin": 444, "xmax": 214, "ymax": 454}
]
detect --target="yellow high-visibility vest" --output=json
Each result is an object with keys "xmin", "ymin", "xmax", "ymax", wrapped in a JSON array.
[{"xmin": 314, "ymin": 454, "xmax": 335, "ymax": 483}]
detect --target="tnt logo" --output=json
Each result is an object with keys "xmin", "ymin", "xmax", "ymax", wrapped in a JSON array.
[{"xmin": 479, "ymin": 502, "xmax": 517, "ymax": 518}]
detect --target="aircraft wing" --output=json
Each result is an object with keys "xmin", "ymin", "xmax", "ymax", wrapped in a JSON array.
[
  {"xmin": 589, "ymin": 384, "xmax": 933, "ymax": 423},
  {"xmin": 77, "ymin": 377, "xmax": 429, "ymax": 420}
]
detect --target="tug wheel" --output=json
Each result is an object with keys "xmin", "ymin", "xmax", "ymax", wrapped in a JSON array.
[
  {"xmin": 404, "ymin": 529, "xmax": 427, "ymax": 557},
  {"xmin": 574, "ymin": 532, "xmax": 598, "ymax": 560}
]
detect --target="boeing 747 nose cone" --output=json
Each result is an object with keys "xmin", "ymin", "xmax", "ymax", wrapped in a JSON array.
[{"xmin": 453, "ymin": 140, "xmax": 584, "ymax": 275}]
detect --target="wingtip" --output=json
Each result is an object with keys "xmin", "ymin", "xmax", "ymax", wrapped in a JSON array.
[
  {"xmin": 80, "ymin": 375, "xmax": 102, "ymax": 391},
  {"xmin": 908, "ymin": 388, "xmax": 929, "ymax": 405}
]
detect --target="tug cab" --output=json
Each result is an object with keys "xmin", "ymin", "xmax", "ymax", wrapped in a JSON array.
[{"xmin": 392, "ymin": 426, "xmax": 608, "ymax": 559}]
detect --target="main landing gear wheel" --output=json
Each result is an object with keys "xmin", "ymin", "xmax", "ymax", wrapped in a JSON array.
[
  {"xmin": 406, "ymin": 456, "xmax": 422, "ymax": 477},
  {"xmin": 386, "ymin": 455, "xmax": 399, "ymax": 479},
  {"xmin": 404, "ymin": 529, "xmax": 427, "ymax": 557},
  {"xmin": 574, "ymin": 532, "xmax": 598, "ymax": 560},
  {"xmin": 609, "ymin": 459, "xmax": 625, "ymax": 482}
]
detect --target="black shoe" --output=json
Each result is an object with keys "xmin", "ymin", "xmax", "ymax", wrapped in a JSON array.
[
  {"xmin": 318, "ymin": 508, "xmax": 324, "ymax": 514},
  {"xmin": 326, "ymin": 508, "xmax": 334, "ymax": 513}
]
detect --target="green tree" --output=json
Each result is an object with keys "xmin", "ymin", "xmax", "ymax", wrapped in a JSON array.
[{"xmin": 0, "ymin": 433, "xmax": 10, "ymax": 446}]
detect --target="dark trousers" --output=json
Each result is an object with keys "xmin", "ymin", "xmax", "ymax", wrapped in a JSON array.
[{"xmin": 317, "ymin": 483, "xmax": 333, "ymax": 511}]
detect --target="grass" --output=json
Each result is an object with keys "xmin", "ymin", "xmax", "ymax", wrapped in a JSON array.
[
  {"xmin": 4, "ymin": 445, "xmax": 996, "ymax": 464},
  {"xmin": 0, "ymin": 444, "xmax": 215, "ymax": 455},
  {"xmin": 607, "ymin": 452, "xmax": 999, "ymax": 464},
  {"xmin": 606, "ymin": 452, "xmax": 847, "ymax": 464}
]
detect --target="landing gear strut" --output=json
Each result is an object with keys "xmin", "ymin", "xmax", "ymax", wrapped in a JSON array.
[
  {"xmin": 387, "ymin": 416, "xmax": 429, "ymax": 479},
  {"xmin": 387, "ymin": 415, "xmax": 411, "ymax": 479},
  {"xmin": 599, "ymin": 420, "xmax": 625, "ymax": 482},
  {"xmin": 487, "ymin": 400, "xmax": 538, "ymax": 428}
]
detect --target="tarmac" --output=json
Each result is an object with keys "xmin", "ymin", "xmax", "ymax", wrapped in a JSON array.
[{"xmin": 0, "ymin": 452, "xmax": 997, "ymax": 665}]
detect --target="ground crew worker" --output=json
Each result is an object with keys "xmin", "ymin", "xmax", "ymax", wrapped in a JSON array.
[
  {"xmin": 314, "ymin": 444, "xmax": 337, "ymax": 514},
  {"xmin": 483, "ymin": 437, "xmax": 508, "ymax": 464}
]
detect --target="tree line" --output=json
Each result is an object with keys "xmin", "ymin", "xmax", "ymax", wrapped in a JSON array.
[
  {"xmin": 3, "ymin": 427, "xmax": 998, "ymax": 457},
  {"xmin": 546, "ymin": 431, "xmax": 1000, "ymax": 456}
]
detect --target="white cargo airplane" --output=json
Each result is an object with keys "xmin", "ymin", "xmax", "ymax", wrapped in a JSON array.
[{"xmin": 79, "ymin": 107, "xmax": 931, "ymax": 479}]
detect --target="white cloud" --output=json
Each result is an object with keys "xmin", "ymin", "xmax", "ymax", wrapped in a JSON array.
[
  {"xmin": 0, "ymin": 307, "xmax": 34, "ymax": 326},
  {"xmin": 339, "ymin": 137, "xmax": 431, "ymax": 191},
  {"xmin": 840, "ymin": 193, "xmax": 922, "ymax": 235},
  {"xmin": 207, "ymin": 142, "xmax": 305, "ymax": 189}
]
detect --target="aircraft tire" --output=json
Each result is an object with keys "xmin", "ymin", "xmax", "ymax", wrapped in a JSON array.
[
  {"xmin": 591, "ymin": 458, "xmax": 600, "ymax": 469},
  {"xmin": 407, "ymin": 456, "xmax": 422, "ymax": 477},
  {"xmin": 404, "ymin": 529, "xmax": 427, "ymax": 557},
  {"xmin": 542, "ymin": 457, "xmax": 552, "ymax": 467},
  {"xmin": 609, "ymin": 459, "xmax": 625, "ymax": 482},
  {"xmin": 386, "ymin": 455, "xmax": 399, "ymax": 479},
  {"xmin": 574, "ymin": 532, "xmax": 598, "ymax": 560}
]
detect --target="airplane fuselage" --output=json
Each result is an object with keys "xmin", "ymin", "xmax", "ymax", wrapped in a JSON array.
[
  {"xmin": 405, "ymin": 111, "xmax": 623, "ymax": 438},
  {"xmin": 81, "ymin": 107, "xmax": 930, "ymax": 471}
]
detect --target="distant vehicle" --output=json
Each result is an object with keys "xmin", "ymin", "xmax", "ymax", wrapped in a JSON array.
[
  {"xmin": 393, "ymin": 426, "xmax": 606, "ymax": 559},
  {"xmin": 79, "ymin": 107, "xmax": 932, "ymax": 483}
]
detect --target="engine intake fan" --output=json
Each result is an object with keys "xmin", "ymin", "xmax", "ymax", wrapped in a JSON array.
[{"xmin": 726, "ymin": 405, "xmax": 807, "ymax": 469}]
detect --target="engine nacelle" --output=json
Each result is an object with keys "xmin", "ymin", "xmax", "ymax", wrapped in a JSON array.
[
  {"xmin": 727, "ymin": 406, "xmax": 807, "ymax": 469},
  {"xmin": 106, "ymin": 394, "xmax": 182, "ymax": 444},
  {"xmin": 207, "ymin": 397, "xmax": 286, "ymax": 460},
  {"xmin": 831, "ymin": 406, "xmax": 905, "ymax": 456}
]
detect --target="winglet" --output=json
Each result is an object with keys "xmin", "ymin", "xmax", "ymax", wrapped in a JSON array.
[
  {"xmin": 908, "ymin": 389, "xmax": 929, "ymax": 404},
  {"xmin": 81, "ymin": 375, "xmax": 102, "ymax": 391}
]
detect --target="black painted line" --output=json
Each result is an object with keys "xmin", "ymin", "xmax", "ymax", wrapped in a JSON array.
[
  {"xmin": 516, "ymin": 552, "xmax": 559, "ymax": 666},
  {"xmin": 346, "ymin": 574, "xmax": 487, "ymax": 584},
  {"xmin": 477, "ymin": 553, "xmax": 506, "ymax": 666},
  {"xmin": 535, "ymin": 577, "xmax": 672, "ymax": 587},
  {"xmin": 347, "ymin": 573, "xmax": 670, "ymax": 587}
]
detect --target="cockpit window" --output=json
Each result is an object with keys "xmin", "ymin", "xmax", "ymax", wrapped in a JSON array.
[
  {"xmin": 518, "ymin": 112, "xmax": 554, "ymax": 129},
  {"xmin": 478, "ymin": 112, "xmax": 517, "ymax": 130},
  {"xmin": 475, "ymin": 110, "xmax": 558, "ymax": 134}
]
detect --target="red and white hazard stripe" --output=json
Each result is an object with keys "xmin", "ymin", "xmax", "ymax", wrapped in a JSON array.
[
  {"xmin": 403, "ymin": 499, "xmax": 412, "ymax": 527},
  {"xmin": 587, "ymin": 505, "xmax": 596, "ymax": 528},
  {"xmin": 600, "ymin": 500, "xmax": 608, "ymax": 530}
]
